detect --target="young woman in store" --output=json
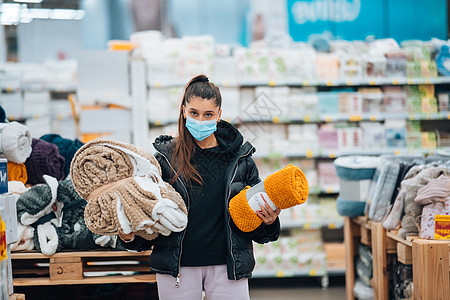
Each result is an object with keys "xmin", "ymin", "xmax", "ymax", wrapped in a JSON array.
[{"xmin": 119, "ymin": 74, "xmax": 281, "ymax": 300}]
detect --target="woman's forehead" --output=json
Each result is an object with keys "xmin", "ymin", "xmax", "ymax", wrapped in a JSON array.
[{"xmin": 186, "ymin": 96, "xmax": 219, "ymax": 110}]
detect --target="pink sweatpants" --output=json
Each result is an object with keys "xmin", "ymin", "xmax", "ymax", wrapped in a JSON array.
[{"xmin": 156, "ymin": 265, "xmax": 250, "ymax": 300}]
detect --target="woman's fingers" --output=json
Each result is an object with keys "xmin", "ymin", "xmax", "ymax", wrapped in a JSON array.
[{"xmin": 257, "ymin": 204, "xmax": 281, "ymax": 225}]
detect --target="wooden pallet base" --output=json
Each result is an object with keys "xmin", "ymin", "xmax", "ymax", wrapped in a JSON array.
[{"xmin": 11, "ymin": 250, "xmax": 155, "ymax": 286}]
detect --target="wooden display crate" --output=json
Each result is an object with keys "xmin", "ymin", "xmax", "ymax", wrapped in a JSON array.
[
  {"xmin": 344, "ymin": 217, "xmax": 450, "ymax": 300},
  {"xmin": 11, "ymin": 250, "xmax": 155, "ymax": 286}
]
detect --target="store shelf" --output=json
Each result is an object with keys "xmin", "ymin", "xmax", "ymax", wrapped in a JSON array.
[
  {"xmin": 252, "ymin": 268, "xmax": 327, "ymax": 278},
  {"xmin": 146, "ymin": 77, "xmax": 450, "ymax": 89},
  {"xmin": 280, "ymin": 221, "xmax": 344, "ymax": 230}
]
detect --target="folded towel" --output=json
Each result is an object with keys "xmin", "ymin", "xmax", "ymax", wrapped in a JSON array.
[
  {"xmin": 25, "ymin": 138, "xmax": 66, "ymax": 184},
  {"xmin": 229, "ymin": 164, "xmax": 309, "ymax": 232},
  {"xmin": 40, "ymin": 134, "xmax": 84, "ymax": 178},
  {"xmin": 70, "ymin": 138, "xmax": 188, "ymax": 240},
  {"xmin": 7, "ymin": 161, "xmax": 27, "ymax": 184},
  {"xmin": 0, "ymin": 121, "xmax": 32, "ymax": 164},
  {"xmin": 10, "ymin": 223, "xmax": 35, "ymax": 251}
]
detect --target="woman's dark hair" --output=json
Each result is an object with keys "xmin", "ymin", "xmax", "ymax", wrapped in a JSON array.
[{"xmin": 171, "ymin": 74, "xmax": 222, "ymax": 185}]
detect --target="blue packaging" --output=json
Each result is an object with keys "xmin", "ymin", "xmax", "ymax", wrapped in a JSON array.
[{"xmin": 0, "ymin": 158, "xmax": 8, "ymax": 194}]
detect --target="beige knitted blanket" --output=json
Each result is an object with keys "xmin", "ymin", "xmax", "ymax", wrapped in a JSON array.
[{"xmin": 70, "ymin": 139, "xmax": 188, "ymax": 240}]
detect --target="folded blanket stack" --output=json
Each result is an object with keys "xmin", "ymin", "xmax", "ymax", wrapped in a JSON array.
[
  {"xmin": 24, "ymin": 138, "xmax": 66, "ymax": 185},
  {"xmin": 229, "ymin": 164, "xmax": 309, "ymax": 232},
  {"xmin": 13, "ymin": 175, "xmax": 116, "ymax": 255},
  {"xmin": 70, "ymin": 139, "xmax": 188, "ymax": 240},
  {"xmin": 0, "ymin": 121, "xmax": 32, "ymax": 164},
  {"xmin": 40, "ymin": 134, "xmax": 84, "ymax": 178}
]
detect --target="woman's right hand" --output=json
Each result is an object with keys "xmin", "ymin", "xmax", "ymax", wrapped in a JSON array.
[{"xmin": 118, "ymin": 231, "xmax": 135, "ymax": 243}]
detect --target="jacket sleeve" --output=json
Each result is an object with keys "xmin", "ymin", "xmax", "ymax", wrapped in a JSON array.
[
  {"xmin": 244, "ymin": 156, "xmax": 281, "ymax": 244},
  {"xmin": 121, "ymin": 235, "xmax": 155, "ymax": 252}
]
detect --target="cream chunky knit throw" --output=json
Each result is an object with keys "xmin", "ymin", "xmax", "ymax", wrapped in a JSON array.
[{"xmin": 70, "ymin": 139, "xmax": 188, "ymax": 240}]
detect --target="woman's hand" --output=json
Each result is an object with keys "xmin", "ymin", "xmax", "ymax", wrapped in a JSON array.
[
  {"xmin": 118, "ymin": 231, "xmax": 135, "ymax": 243},
  {"xmin": 256, "ymin": 203, "xmax": 281, "ymax": 226}
]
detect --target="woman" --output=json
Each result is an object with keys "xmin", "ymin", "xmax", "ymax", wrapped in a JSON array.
[{"xmin": 121, "ymin": 74, "xmax": 281, "ymax": 300}]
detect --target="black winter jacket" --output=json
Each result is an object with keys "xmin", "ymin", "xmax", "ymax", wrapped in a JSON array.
[{"xmin": 139, "ymin": 120, "xmax": 280, "ymax": 281}]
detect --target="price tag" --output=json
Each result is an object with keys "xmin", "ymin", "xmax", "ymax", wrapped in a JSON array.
[
  {"xmin": 154, "ymin": 82, "xmax": 161, "ymax": 88},
  {"xmin": 309, "ymin": 269, "xmax": 317, "ymax": 276},
  {"xmin": 304, "ymin": 223, "xmax": 311, "ymax": 229},
  {"xmin": 223, "ymin": 80, "xmax": 230, "ymax": 87},
  {"xmin": 349, "ymin": 115, "xmax": 362, "ymax": 121},
  {"xmin": 409, "ymin": 115, "xmax": 416, "ymax": 120},
  {"xmin": 306, "ymin": 149, "xmax": 313, "ymax": 158},
  {"xmin": 34, "ymin": 115, "xmax": 39, "ymax": 120},
  {"xmin": 304, "ymin": 115, "xmax": 311, "ymax": 122},
  {"xmin": 346, "ymin": 81, "xmax": 353, "ymax": 86},
  {"xmin": 407, "ymin": 79, "xmax": 414, "ymax": 85},
  {"xmin": 303, "ymin": 80, "xmax": 310, "ymax": 86},
  {"xmin": 272, "ymin": 116, "xmax": 280, "ymax": 123},
  {"xmin": 326, "ymin": 81, "xmax": 333, "ymax": 86},
  {"xmin": 369, "ymin": 80, "xmax": 376, "ymax": 85},
  {"xmin": 369, "ymin": 115, "xmax": 377, "ymax": 121},
  {"xmin": 324, "ymin": 116, "xmax": 332, "ymax": 122},
  {"xmin": 57, "ymin": 114, "xmax": 63, "ymax": 120},
  {"xmin": 392, "ymin": 79, "xmax": 399, "ymax": 85},
  {"xmin": 326, "ymin": 188, "xmax": 334, "ymax": 193},
  {"xmin": 9, "ymin": 115, "xmax": 14, "ymax": 121},
  {"xmin": 268, "ymin": 81, "xmax": 276, "ymax": 87},
  {"xmin": 155, "ymin": 120, "xmax": 162, "ymax": 125},
  {"xmin": 447, "ymin": 113, "xmax": 450, "ymax": 120},
  {"xmin": 425, "ymin": 79, "xmax": 431, "ymax": 84},
  {"xmin": 328, "ymin": 152, "xmax": 336, "ymax": 158},
  {"xmin": 394, "ymin": 149, "xmax": 401, "ymax": 155},
  {"xmin": 328, "ymin": 223, "xmax": 336, "ymax": 229},
  {"xmin": 276, "ymin": 271, "xmax": 284, "ymax": 277},
  {"xmin": 6, "ymin": 87, "xmax": 12, "ymax": 93}
]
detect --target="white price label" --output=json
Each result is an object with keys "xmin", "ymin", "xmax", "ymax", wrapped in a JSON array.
[{"xmin": 248, "ymin": 192, "xmax": 277, "ymax": 213}]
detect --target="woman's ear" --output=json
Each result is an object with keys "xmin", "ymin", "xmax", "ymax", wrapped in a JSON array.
[{"xmin": 217, "ymin": 109, "xmax": 222, "ymax": 122}]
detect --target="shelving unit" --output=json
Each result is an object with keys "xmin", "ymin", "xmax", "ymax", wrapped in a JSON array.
[{"xmin": 344, "ymin": 217, "xmax": 450, "ymax": 300}]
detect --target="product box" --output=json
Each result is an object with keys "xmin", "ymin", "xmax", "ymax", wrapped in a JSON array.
[
  {"xmin": 0, "ymin": 194, "xmax": 17, "ymax": 245},
  {"xmin": 435, "ymin": 215, "xmax": 450, "ymax": 240}
]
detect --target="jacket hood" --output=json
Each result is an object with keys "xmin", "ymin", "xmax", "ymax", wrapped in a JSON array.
[{"xmin": 153, "ymin": 120, "xmax": 254, "ymax": 159}]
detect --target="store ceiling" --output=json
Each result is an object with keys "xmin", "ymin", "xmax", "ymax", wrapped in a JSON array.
[{"xmin": 1, "ymin": 0, "xmax": 80, "ymax": 10}]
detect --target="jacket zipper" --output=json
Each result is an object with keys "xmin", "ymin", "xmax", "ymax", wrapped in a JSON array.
[
  {"xmin": 155, "ymin": 149, "xmax": 190, "ymax": 288},
  {"xmin": 226, "ymin": 146, "xmax": 255, "ymax": 280}
]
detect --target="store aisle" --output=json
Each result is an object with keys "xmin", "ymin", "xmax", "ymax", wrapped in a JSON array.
[{"xmin": 249, "ymin": 277, "xmax": 346, "ymax": 300}]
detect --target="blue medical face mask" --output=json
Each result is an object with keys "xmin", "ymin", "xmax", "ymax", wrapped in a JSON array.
[{"xmin": 185, "ymin": 116, "xmax": 218, "ymax": 141}]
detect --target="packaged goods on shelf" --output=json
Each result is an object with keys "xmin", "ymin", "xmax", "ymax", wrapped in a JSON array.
[
  {"xmin": 384, "ymin": 120, "xmax": 407, "ymax": 149},
  {"xmin": 338, "ymin": 92, "xmax": 362, "ymax": 114},
  {"xmin": 385, "ymin": 51, "xmax": 407, "ymax": 78},
  {"xmin": 0, "ymin": 93, "xmax": 23, "ymax": 120},
  {"xmin": 25, "ymin": 118, "xmax": 52, "ymax": 139},
  {"xmin": 22, "ymin": 91, "xmax": 50, "ymax": 118},
  {"xmin": 382, "ymin": 86, "xmax": 406, "ymax": 113},
  {"xmin": 360, "ymin": 122, "xmax": 385, "ymax": 150},
  {"xmin": 437, "ymin": 93, "xmax": 449, "ymax": 111},
  {"xmin": 318, "ymin": 161, "xmax": 339, "ymax": 192},
  {"xmin": 316, "ymin": 53, "xmax": 340, "ymax": 80},
  {"xmin": 130, "ymin": 30, "xmax": 164, "ymax": 60}
]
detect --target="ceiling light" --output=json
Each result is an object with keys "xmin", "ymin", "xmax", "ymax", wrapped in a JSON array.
[
  {"xmin": 29, "ymin": 8, "xmax": 51, "ymax": 19},
  {"xmin": 50, "ymin": 9, "xmax": 76, "ymax": 20},
  {"xmin": 13, "ymin": 0, "xmax": 43, "ymax": 3}
]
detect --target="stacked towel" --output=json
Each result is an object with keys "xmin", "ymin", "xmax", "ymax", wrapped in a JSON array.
[
  {"xmin": 7, "ymin": 162, "xmax": 27, "ymax": 184},
  {"xmin": 0, "ymin": 121, "xmax": 32, "ymax": 164},
  {"xmin": 70, "ymin": 138, "xmax": 188, "ymax": 240},
  {"xmin": 229, "ymin": 164, "xmax": 309, "ymax": 232},
  {"xmin": 24, "ymin": 138, "xmax": 66, "ymax": 185},
  {"xmin": 40, "ymin": 134, "xmax": 84, "ymax": 178}
]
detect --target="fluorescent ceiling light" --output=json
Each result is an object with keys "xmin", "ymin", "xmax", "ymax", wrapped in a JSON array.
[
  {"xmin": 29, "ymin": 8, "xmax": 51, "ymax": 19},
  {"xmin": 51, "ymin": 9, "xmax": 76, "ymax": 20},
  {"xmin": 13, "ymin": 0, "xmax": 43, "ymax": 3}
]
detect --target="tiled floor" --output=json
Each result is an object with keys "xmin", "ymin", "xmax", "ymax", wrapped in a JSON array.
[{"xmin": 249, "ymin": 276, "xmax": 346, "ymax": 300}]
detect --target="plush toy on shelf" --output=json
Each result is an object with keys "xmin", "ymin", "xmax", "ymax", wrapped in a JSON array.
[{"xmin": 229, "ymin": 164, "xmax": 309, "ymax": 232}]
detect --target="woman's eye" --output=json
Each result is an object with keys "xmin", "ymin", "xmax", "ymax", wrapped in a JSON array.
[
  {"xmin": 205, "ymin": 113, "xmax": 212, "ymax": 118},
  {"xmin": 191, "ymin": 112, "xmax": 197, "ymax": 116}
]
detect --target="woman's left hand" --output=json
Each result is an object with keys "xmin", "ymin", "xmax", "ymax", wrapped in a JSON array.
[{"xmin": 256, "ymin": 203, "xmax": 281, "ymax": 225}]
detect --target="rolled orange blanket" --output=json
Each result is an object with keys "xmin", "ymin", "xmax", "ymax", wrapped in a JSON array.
[
  {"xmin": 229, "ymin": 164, "xmax": 309, "ymax": 232},
  {"xmin": 7, "ymin": 161, "xmax": 28, "ymax": 184}
]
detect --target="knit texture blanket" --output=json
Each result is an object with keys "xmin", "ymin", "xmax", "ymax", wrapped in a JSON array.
[
  {"xmin": 70, "ymin": 138, "xmax": 188, "ymax": 240},
  {"xmin": 14, "ymin": 176, "xmax": 117, "ymax": 255},
  {"xmin": 229, "ymin": 164, "xmax": 309, "ymax": 232},
  {"xmin": 7, "ymin": 161, "xmax": 27, "ymax": 184},
  {"xmin": 40, "ymin": 134, "xmax": 84, "ymax": 178},
  {"xmin": 0, "ymin": 121, "xmax": 32, "ymax": 164},
  {"xmin": 24, "ymin": 138, "xmax": 66, "ymax": 185}
]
